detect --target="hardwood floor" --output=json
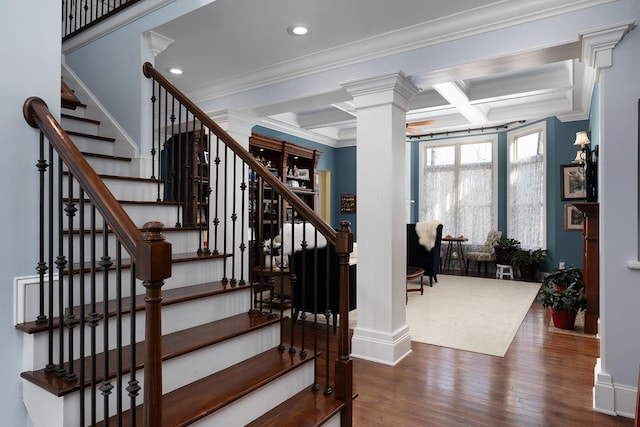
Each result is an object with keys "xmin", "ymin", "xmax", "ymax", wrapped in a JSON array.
[{"xmin": 348, "ymin": 292, "xmax": 633, "ymax": 426}]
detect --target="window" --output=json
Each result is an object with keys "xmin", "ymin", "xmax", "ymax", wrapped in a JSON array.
[
  {"xmin": 507, "ymin": 123, "xmax": 546, "ymax": 249},
  {"xmin": 419, "ymin": 136, "xmax": 497, "ymax": 246}
]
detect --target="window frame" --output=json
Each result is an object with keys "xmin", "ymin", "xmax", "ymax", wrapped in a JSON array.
[
  {"xmin": 418, "ymin": 134, "xmax": 498, "ymax": 246},
  {"xmin": 506, "ymin": 121, "xmax": 547, "ymax": 249}
]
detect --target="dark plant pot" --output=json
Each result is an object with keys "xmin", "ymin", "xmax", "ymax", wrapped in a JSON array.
[
  {"xmin": 495, "ymin": 247, "xmax": 515, "ymax": 265},
  {"xmin": 550, "ymin": 309, "xmax": 577, "ymax": 330},
  {"xmin": 519, "ymin": 264, "xmax": 538, "ymax": 281}
]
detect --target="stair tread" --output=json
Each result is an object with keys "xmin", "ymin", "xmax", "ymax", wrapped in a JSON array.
[
  {"xmin": 61, "ymin": 113, "xmax": 100, "ymax": 125},
  {"xmin": 99, "ymin": 347, "xmax": 314, "ymax": 427},
  {"xmin": 246, "ymin": 387, "xmax": 345, "ymax": 427},
  {"xmin": 63, "ymin": 170, "xmax": 163, "ymax": 184},
  {"xmin": 81, "ymin": 151, "xmax": 131, "ymax": 162},
  {"xmin": 66, "ymin": 129, "xmax": 115, "ymax": 143},
  {"xmin": 20, "ymin": 311, "xmax": 280, "ymax": 396},
  {"xmin": 16, "ymin": 279, "xmax": 241, "ymax": 334}
]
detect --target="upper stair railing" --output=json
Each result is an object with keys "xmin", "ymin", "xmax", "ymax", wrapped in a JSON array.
[
  {"xmin": 62, "ymin": 0, "xmax": 142, "ymax": 40},
  {"xmin": 143, "ymin": 61, "xmax": 354, "ymax": 425},
  {"xmin": 22, "ymin": 97, "xmax": 170, "ymax": 426}
]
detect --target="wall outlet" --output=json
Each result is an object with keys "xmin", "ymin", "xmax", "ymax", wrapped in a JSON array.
[{"xmin": 559, "ymin": 261, "xmax": 566, "ymax": 269}]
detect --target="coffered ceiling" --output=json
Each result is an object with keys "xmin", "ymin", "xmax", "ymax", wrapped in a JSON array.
[{"xmin": 151, "ymin": 0, "xmax": 601, "ymax": 145}]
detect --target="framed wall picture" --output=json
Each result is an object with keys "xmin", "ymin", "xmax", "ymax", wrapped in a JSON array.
[
  {"xmin": 560, "ymin": 164, "xmax": 587, "ymax": 200},
  {"xmin": 564, "ymin": 204, "xmax": 584, "ymax": 231},
  {"xmin": 340, "ymin": 193, "xmax": 356, "ymax": 213},
  {"xmin": 296, "ymin": 168, "xmax": 310, "ymax": 180}
]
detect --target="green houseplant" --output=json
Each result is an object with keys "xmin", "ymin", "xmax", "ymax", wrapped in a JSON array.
[
  {"xmin": 511, "ymin": 248, "xmax": 548, "ymax": 281},
  {"xmin": 493, "ymin": 237, "xmax": 520, "ymax": 265},
  {"xmin": 543, "ymin": 267, "xmax": 583, "ymax": 291},
  {"xmin": 538, "ymin": 267, "xmax": 585, "ymax": 330}
]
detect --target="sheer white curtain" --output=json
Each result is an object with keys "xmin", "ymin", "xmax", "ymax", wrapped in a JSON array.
[
  {"xmin": 419, "ymin": 139, "xmax": 495, "ymax": 246},
  {"xmin": 508, "ymin": 125, "xmax": 545, "ymax": 249}
]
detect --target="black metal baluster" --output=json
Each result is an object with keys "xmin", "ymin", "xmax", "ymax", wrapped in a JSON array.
[
  {"xmin": 212, "ymin": 136, "xmax": 221, "ymax": 255},
  {"xmin": 46, "ymin": 143, "xmax": 55, "ymax": 373},
  {"xmin": 323, "ymin": 238, "xmax": 333, "ymax": 395},
  {"xmin": 78, "ymin": 188, "xmax": 86, "ymax": 425},
  {"xmin": 203, "ymin": 129, "xmax": 212, "ymax": 255},
  {"xmin": 162, "ymin": 87, "xmax": 170, "ymax": 204},
  {"xmin": 65, "ymin": 172, "xmax": 78, "ymax": 383},
  {"xmin": 36, "ymin": 131, "xmax": 48, "ymax": 324},
  {"xmin": 88, "ymin": 205, "xmax": 99, "ymax": 426},
  {"xmin": 150, "ymin": 80, "xmax": 157, "ymax": 185},
  {"xmin": 127, "ymin": 263, "xmax": 139, "ymax": 427},
  {"xmin": 229, "ymin": 152, "xmax": 238, "ymax": 285},
  {"xmin": 99, "ymin": 221, "xmax": 113, "ymax": 422},
  {"xmin": 222, "ymin": 145, "xmax": 229, "ymax": 284},
  {"xmin": 239, "ymin": 161, "xmax": 246, "ymax": 286},
  {"xmin": 176, "ymin": 102, "xmax": 183, "ymax": 227},
  {"xmin": 55, "ymin": 156, "xmax": 67, "ymax": 377},
  {"xmin": 116, "ymin": 242, "xmax": 123, "ymax": 424},
  {"xmin": 169, "ymin": 91, "xmax": 178, "ymax": 212}
]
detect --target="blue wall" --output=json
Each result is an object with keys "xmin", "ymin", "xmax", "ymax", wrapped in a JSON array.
[{"xmin": 255, "ymin": 116, "xmax": 589, "ymax": 269}]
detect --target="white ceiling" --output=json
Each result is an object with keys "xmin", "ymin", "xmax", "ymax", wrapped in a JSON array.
[{"xmin": 151, "ymin": 0, "xmax": 595, "ymax": 145}]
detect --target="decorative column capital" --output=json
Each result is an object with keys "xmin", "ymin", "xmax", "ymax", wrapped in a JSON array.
[
  {"xmin": 143, "ymin": 30, "xmax": 174, "ymax": 57},
  {"xmin": 341, "ymin": 72, "xmax": 420, "ymax": 111},
  {"xmin": 580, "ymin": 21, "xmax": 634, "ymax": 70}
]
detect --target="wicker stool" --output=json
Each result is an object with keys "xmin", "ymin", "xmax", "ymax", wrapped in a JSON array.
[{"xmin": 495, "ymin": 264, "xmax": 513, "ymax": 280}]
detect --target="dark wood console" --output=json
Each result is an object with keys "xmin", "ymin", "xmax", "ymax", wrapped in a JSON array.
[{"xmin": 573, "ymin": 202, "xmax": 599, "ymax": 335}]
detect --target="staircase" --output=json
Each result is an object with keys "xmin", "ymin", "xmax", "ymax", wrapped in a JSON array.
[{"xmin": 18, "ymin": 70, "xmax": 350, "ymax": 426}]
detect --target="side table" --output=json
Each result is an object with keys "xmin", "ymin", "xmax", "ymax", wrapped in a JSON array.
[
  {"xmin": 442, "ymin": 236, "xmax": 468, "ymax": 271},
  {"xmin": 406, "ymin": 266, "xmax": 425, "ymax": 303}
]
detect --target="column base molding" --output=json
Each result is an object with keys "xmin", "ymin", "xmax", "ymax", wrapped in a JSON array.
[
  {"xmin": 593, "ymin": 358, "xmax": 636, "ymax": 419},
  {"xmin": 350, "ymin": 324, "xmax": 412, "ymax": 366}
]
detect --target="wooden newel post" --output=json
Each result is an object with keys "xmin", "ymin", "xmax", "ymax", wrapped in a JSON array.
[
  {"xmin": 335, "ymin": 220, "xmax": 353, "ymax": 426},
  {"xmin": 137, "ymin": 221, "xmax": 172, "ymax": 427}
]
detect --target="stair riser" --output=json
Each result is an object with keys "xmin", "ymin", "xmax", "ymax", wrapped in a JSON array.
[
  {"xmin": 63, "ymin": 175, "xmax": 164, "ymax": 202},
  {"xmin": 23, "ymin": 287, "xmax": 252, "ymax": 371},
  {"xmin": 61, "ymin": 117, "xmax": 99, "ymax": 135},
  {"xmin": 17, "ymin": 259, "xmax": 236, "ymax": 324},
  {"xmin": 76, "ymin": 156, "xmax": 131, "ymax": 177},
  {"xmin": 192, "ymin": 363, "xmax": 315, "ymax": 426},
  {"xmin": 62, "ymin": 201, "xmax": 180, "ymax": 230},
  {"xmin": 68, "ymin": 134, "xmax": 114, "ymax": 157},
  {"xmin": 65, "ymin": 229, "xmax": 204, "ymax": 258}
]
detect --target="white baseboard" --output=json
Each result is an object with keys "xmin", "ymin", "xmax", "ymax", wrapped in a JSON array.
[
  {"xmin": 351, "ymin": 324, "xmax": 412, "ymax": 366},
  {"xmin": 593, "ymin": 358, "xmax": 636, "ymax": 419}
]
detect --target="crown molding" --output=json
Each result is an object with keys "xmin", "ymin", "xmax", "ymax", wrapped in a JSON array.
[{"xmin": 187, "ymin": 0, "xmax": 616, "ymax": 104}]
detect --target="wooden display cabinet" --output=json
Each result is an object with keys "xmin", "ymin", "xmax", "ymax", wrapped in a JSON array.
[
  {"xmin": 163, "ymin": 129, "xmax": 209, "ymax": 226},
  {"xmin": 248, "ymin": 132, "xmax": 322, "ymax": 250}
]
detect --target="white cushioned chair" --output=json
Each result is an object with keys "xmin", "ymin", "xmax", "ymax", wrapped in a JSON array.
[{"xmin": 465, "ymin": 230, "xmax": 502, "ymax": 275}]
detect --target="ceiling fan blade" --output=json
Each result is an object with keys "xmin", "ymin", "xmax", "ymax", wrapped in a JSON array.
[
  {"xmin": 407, "ymin": 119, "xmax": 436, "ymax": 127},
  {"xmin": 405, "ymin": 127, "xmax": 423, "ymax": 135}
]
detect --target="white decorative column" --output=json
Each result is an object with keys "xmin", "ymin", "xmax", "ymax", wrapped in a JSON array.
[
  {"xmin": 209, "ymin": 109, "xmax": 257, "ymax": 284},
  {"xmin": 342, "ymin": 73, "xmax": 419, "ymax": 365}
]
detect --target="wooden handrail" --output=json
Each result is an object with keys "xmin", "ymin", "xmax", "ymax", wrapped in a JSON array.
[
  {"xmin": 142, "ymin": 62, "xmax": 337, "ymax": 246},
  {"xmin": 22, "ymin": 96, "xmax": 171, "ymax": 281}
]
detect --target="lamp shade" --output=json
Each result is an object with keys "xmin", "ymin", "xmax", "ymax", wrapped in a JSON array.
[
  {"xmin": 573, "ymin": 131, "xmax": 590, "ymax": 147},
  {"xmin": 573, "ymin": 150, "xmax": 585, "ymax": 164}
]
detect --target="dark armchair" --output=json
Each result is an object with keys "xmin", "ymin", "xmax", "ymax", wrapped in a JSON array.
[
  {"xmin": 407, "ymin": 223, "xmax": 443, "ymax": 286},
  {"xmin": 291, "ymin": 244, "xmax": 357, "ymax": 332}
]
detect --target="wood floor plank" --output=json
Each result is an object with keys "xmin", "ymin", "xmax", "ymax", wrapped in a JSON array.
[{"xmin": 347, "ymin": 296, "xmax": 633, "ymax": 426}]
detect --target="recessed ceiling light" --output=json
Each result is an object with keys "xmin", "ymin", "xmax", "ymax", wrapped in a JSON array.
[
  {"xmin": 169, "ymin": 68, "xmax": 183, "ymax": 75},
  {"xmin": 287, "ymin": 25, "xmax": 309, "ymax": 36}
]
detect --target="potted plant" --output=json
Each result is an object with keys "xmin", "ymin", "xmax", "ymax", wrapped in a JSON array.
[
  {"xmin": 493, "ymin": 237, "xmax": 520, "ymax": 265},
  {"xmin": 543, "ymin": 267, "xmax": 583, "ymax": 291},
  {"xmin": 511, "ymin": 248, "xmax": 548, "ymax": 281},
  {"xmin": 538, "ymin": 267, "xmax": 586, "ymax": 330}
]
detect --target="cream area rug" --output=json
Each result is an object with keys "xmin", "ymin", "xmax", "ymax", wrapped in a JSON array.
[{"xmin": 405, "ymin": 275, "xmax": 541, "ymax": 357}]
